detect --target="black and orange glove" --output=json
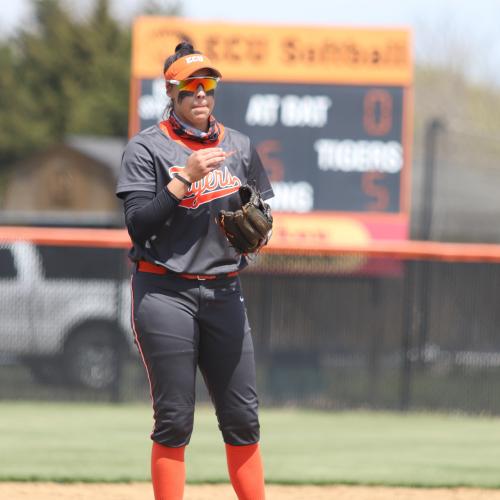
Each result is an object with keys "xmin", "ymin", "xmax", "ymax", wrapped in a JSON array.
[{"xmin": 218, "ymin": 185, "xmax": 273, "ymax": 254}]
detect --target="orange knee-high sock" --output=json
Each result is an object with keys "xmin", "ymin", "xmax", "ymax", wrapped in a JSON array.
[
  {"xmin": 225, "ymin": 443, "xmax": 265, "ymax": 500},
  {"xmin": 151, "ymin": 442, "xmax": 186, "ymax": 500}
]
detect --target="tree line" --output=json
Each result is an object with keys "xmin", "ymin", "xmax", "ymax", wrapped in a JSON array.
[
  {"xmin": 1, "ymin": 0, "xmax": 499, "ymax": 169},
  {"xmin": 0, "ymin": 0, "xmax": 178, "ymax": 166}
]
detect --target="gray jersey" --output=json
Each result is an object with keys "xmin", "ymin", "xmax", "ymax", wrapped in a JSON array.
[{"xmin": 116, "ymin": 123, "xmax": 273, "ymax": 275}]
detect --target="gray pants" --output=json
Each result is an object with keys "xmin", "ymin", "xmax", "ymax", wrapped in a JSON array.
[{"xmin": 131, "ymin": 270, "xmax": 260, "ymax": 447}]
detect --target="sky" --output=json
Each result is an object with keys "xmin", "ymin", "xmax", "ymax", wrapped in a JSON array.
[{"xmin": 1, "ymin": 0, "xmax": 500, "ymax": 86}]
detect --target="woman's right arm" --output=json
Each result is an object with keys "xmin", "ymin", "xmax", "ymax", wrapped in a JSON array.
[{"xmin": 121, "ymin": 189, "xmax": 180, "ymax": 244}]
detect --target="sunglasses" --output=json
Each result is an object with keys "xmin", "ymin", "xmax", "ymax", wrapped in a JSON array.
[{"xmin": 168, "ymin": 76, "xmax": 220, "ymax": 93}]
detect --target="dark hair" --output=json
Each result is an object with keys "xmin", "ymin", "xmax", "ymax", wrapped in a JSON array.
[
  {"xmin": 163, "ymin": 42, "xmax": 201, "ymax": 118},
  {"xmin": 163, "ymin": 42, "xmax": 201, "ymax": 74}
]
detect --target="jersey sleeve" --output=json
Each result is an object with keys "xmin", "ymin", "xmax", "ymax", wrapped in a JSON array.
[
  {"xmin": 116, "ymin": 137, "xmax": 156, "ymax": 196},
  {"xmin": 248, "ymin": 145, "xmax": 274, "ymax": 200}
]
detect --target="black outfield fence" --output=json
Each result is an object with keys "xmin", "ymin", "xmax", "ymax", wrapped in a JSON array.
[{"xmin": 1, "ymin": 228, "xmax": 500, "ymax": 414}]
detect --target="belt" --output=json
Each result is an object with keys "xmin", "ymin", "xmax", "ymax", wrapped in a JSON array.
[{"xmin": 136, "ymin": 260, "xmax": 239, "ymax": 281}]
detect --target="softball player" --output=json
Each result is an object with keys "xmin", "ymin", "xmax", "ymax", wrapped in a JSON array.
[{"xmin": 116, "ymin": 42, "xmax": 273, "ymax": 500}]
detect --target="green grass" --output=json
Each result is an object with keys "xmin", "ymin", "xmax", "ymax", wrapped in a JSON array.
[{"xmin": 1, "ymin": 402, "xmax": 500, "ymax": 487}]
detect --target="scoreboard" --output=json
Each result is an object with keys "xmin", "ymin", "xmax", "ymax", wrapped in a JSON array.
[{"xmin": 130, "ymin": 18, "xmax": 413, "ymax": 247}]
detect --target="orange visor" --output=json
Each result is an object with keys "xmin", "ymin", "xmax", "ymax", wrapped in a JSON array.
[{"xmin": 164, "ymin": 54, "xmax": 222, "ymax": 81}]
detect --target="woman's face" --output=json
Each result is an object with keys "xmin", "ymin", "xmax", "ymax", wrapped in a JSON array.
[{"xmin": 167, "ymin": 69, "xmax": 217, "ymax": 130}]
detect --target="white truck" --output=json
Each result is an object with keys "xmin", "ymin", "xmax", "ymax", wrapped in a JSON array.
[{"xmin": 0, "ymin": 241, "xmax": 134, "ymax": 391}]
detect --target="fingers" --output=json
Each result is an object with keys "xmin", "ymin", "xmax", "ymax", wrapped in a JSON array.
[
  {"xmin": 195, "ymin": 148, "xmax": 232, "ymax": 170},
  {"xmin": 199, "ymin": 148, "xmax": 231, "ymax": 166},
  {"xmin": 185, "ymin": 148, "xmax": 236, "ymax": 182}
]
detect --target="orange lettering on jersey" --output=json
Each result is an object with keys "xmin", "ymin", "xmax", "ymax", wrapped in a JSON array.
[{"xmin": 169, "ymin": 166, "xmax": 242, "ymax": 209}]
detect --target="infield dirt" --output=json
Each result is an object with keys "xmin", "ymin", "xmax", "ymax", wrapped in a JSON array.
[{"xmin": 2, "ymin": 483, "xmax": 500, "ymax": 499}]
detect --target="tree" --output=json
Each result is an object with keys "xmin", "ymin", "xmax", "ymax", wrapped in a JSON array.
[
  {"xmin": 141, "ymin": 0, "xmax": 182, "ymax": 15},
  {"xmin": 0, "ymin": 0, "xmax": 178, "ymax": 166}
]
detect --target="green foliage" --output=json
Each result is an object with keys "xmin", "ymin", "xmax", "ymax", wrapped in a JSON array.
[
  {"xmin": 1, "ymin": 1, "xmax": 498, "ymax": 171},
  {"xmin": 0, "ymin": 0, "xmax": 148, "ymax": 165},
  {"xmin": 0, "ymin": 42, "xmax": 52, "ymax": 163}
]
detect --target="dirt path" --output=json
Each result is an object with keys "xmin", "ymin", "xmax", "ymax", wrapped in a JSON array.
[{"xmin": 1, "ymin": 483, "xmax": 500, "ymax": 499}]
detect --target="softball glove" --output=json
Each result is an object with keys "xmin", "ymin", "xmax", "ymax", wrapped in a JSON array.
[{"xmin": 218, "ymin": 184, "xmax": 273, "ymax": 254}]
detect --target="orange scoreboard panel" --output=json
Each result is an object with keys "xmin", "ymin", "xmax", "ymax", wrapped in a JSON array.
[{"xmin": 130, "ymin": 18, "xmax": 413, "ymax": 249}]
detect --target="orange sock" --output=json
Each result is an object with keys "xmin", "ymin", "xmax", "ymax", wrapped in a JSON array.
[
  {"xmin": 151, "ymin": 442, "xmax": 186, "ymax": 500},
  {"xmin": 225, "ymin": 443, "xmax": 265, "ymax": 500}
]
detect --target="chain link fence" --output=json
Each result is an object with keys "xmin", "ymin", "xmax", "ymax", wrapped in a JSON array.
[{"xmin": 1, "ymin": 239, "xmax": 500, "ymax": 414}]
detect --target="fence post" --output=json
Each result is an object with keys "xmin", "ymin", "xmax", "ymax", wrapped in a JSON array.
[
  {"xmin": 400, "ymin": 118, "xmax": 445, "ymax": 409},
  {"xmin": 417, "ymin": 118, "xmax": 445, "ymax": 366},
  {"xmin": 399, "ymin": 118, "xmax": 445, "ymax": 411}
]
